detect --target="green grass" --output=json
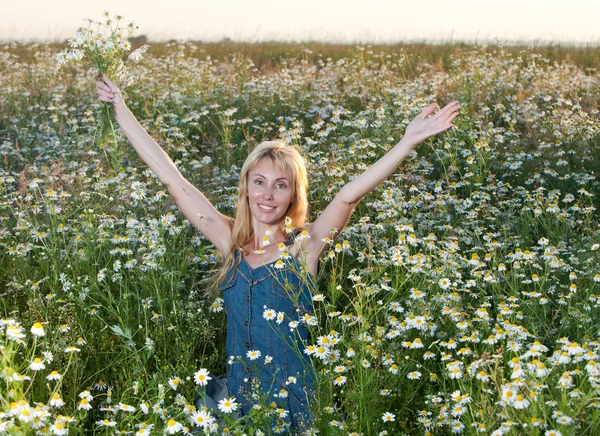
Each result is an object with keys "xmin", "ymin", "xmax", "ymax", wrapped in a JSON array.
[{"xmin": 0, "ymin": 41, "xmax": 599, "ymax": 435}]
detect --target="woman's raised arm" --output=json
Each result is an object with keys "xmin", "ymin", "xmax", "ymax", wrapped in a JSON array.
[
  {"xmin": 305, "ymin": 101, "xmax": 459, "ymax": 260},
  {"xmin": 96, "ymin": 74, "xmax": 232, "ymax": 254}
]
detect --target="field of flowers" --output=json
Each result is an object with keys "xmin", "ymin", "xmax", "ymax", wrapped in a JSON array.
[{"xmin": 1, "ymin": 41, "xmax": 599, "ymax": 435}]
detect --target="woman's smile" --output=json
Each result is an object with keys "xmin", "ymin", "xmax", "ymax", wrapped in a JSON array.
[{"xmin": 257, "ymin": 203, "xmax": 276, "ymax": 212}]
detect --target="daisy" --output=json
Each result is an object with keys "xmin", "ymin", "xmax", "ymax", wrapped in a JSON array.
[
  {"xmin": 277, "ymin": 407, "xmax": 289, "ymax": 418},
  {"xmin": 439, "ymin": 278, "xmax": 452, "ymax": 290},
  {"xmin": 296, "ymin": 229, "xmax": 310, "ymax": 240},
  {"xmin": 263, "ymin": 308, "xmax": 276, "ymax": 320},
  {"xmin": 50, "ymin": 422, "xmax": 68, "ymax": 436},
  {"xmin": 423, "ymin": 351, "xmax": 435, "ymax": 360},
  {"xmin": 451, "ymin": 405, "xmax": 466, "ymax": 417},
  {"xmin": 381, "ymin": 412, "xmax": 395, "ymax": 422},
  {"xmin": 556, "ymin": 416, "xmax": 572, "ymax": 425},
  {"xmin": 30, "ymin": 322, "xmax": 45, "ymax": 337},
  {"xmin": 304, "ymin": 345, "xmax": 316, "ymax": 355},
  {"xmin": 117, "ymin": 403, "xmax": 135, "ymax": 412},
  {"xmin": 165, "ymin": 419, "xmax": 183, "ymax": 434},
  {"xmin": 168, "ymin": 377, "xmax": 183, "ymax": 391},
  {"xmin": 407, "ymin": 371, "xmax": 422, "ymax": 380},
  {"xmin": 210, "ymin": 298, "xmax": 224, "ymax": 313},
  {"xmin": 334, "ymin": 365, "xmax": 346, "ymax": 373},
  {"xmin": 96, "ymin": 419, "xmax": 117, "ymax": 427},
  {"xmin": 247, "ymin": 350, "xmax": 261, "ymax": 360},
  {"xmin": 190, "ymin": 410, "xmax": 213, "ymax": 429},
  {"xmin": 314, "ymin": 347, "xmax": 330, "ymax": 360},
  {"xmin": 411, "ymin": 338, "xmax": 424, "ymax": 348},
  {"xmin": 47, "ymin": 371, "xmax": 61, "ymax": 381},
  {"xmin": 501, "ymin": 387, "xmax": 517, "ymax": 405},
  {"xmin": 333, "ymin": 376, "xmax": 347, "ymax": 386},
  {"xmin": 30, "ymin": 357, "xmax": 45, "ymax": 371},
  {"xmin": 512, "ymin": 395, "xmax": 530, "ymax": 410},
  {"xmin": 194, "ymin": 368, "xmax": 212, "ymax": 386},
  {"xmin": 218, "ymin": 397, "xmax": 238, "ymax": 413},
  {"xmin": 476, "ymin": 371, "xmax": 490, "ymax": 382},
  {"xmin": 274, "ymin": 259, "xmax": 285, "ymax": 269},
  {"xmin": 78, "ymin": 397, "xmax": 92, "ymax": 410},
  {"xmin": 451, "ymin": 420, "xmax": 465, "ymax": 433},
  {"xmin": 50, "ymin": 393, "xmax": 64, "ymax": 408},
  {"xmin": 535, "ymin": 362, "xmax": 549, "ymax": 377}
]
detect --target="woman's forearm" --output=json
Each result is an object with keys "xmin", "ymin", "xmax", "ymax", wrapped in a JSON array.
[
  {"xmin": 114, "ymin": 104, "xmax": 187, "ymax": 190},
  {"xmin": 337, "ymin": 137, "xmax": 418, "ymax": 205},
  {"xmin": 336, "ymin": 101, "xmax": 460, "ymax": 205}
]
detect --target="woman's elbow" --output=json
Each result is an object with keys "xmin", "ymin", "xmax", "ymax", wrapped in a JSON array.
[{"xmin": 336, "ymin": 187, "xmax": 360, "ymax": 207}]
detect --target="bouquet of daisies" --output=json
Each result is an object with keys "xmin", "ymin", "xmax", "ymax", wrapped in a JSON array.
[{"xmin": 57, "ymin": 11, "xmax": 149, "ymax": 162}]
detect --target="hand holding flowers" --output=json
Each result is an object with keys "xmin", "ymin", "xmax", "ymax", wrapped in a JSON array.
[
  {"xmin": 57, "ymin": 11, "xmax": 149, "ymax": 172},
  {"xmin": 96, "ymin": 74, "xmax": 126, "ymax": 118}
]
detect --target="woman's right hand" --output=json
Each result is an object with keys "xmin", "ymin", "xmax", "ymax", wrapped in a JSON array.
[{"xmin": 96, "ymin": 73, "xmax": 126, "ymax": 117}]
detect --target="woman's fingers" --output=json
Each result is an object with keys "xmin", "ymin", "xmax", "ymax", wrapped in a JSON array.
[
  {"xmin": 420, "ymin": 103, "xmax": 438, "ymax": 119},
  {"xmin": 438, "ymin": 106, "xmax": 460, "ymax": 124},
  {"xmin": 96, "ymin": 87, "xmax": 116, "ymax": 103},
  {"xmin": 434, "ymin": 101, "xmax": 460, "ymax": 119},
  {"xmin": 439, "ymin": 113, "xmax": 459, "ymax": 131},
  {"xmin": 102, "ymin": 73, "xmax": 118, "ymax": 92},
  {"xmin": 94, "ymin": 73, "xmax": 121, "ymax": 105},
  {"xmin": 96, "ymin": 80, "xmax": 112, "ymax": 93},
  {"xmin": 445, "ymin": 111, "xmax": 459, "ymax": 126},
  {"xmin": 97, "ymin": 94, "xmax": 114, "ymax": 103}
]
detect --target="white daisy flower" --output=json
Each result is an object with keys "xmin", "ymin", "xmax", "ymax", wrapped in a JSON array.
[{"xmin": 194, "ymin": 368, "xmax": 212, "ymax": 386}]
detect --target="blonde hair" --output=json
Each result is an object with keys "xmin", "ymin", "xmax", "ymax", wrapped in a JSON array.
[{"xmin": 213, "ymin": 140, "xmax": 309, "ymax": 288}]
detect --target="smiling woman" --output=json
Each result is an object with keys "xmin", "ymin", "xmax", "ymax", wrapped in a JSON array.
[
  {"xmin": 230, "ymin": 142, "xmax": 308, "ymax": 272},
  {"xmin": 95, "ymin": 73, "xmax": 458, "ymax": 433}
]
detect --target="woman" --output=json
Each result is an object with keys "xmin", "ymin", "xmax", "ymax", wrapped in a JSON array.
[{"xmin": 96, "ymin": 73, "xmax": 459, "ymax": 432}]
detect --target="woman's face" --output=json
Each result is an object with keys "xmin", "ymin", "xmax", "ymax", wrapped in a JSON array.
[{"xmin": 247, "ymin": 158, "xmax": 294, "ymax": 228}]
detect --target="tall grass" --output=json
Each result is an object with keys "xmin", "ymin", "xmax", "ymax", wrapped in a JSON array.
[{"xmin": 0, "ymin": 41, "xmax": 599, "ymax": 435}]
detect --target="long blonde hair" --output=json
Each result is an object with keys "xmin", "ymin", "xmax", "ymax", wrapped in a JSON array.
[{"xmin": 213, "ymin": 140, "xmax": 309, "ymax": 287}]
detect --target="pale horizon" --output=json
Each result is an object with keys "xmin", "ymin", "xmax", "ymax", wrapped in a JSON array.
[{"xmin": 2, "ymin": 0, "xmax": 599, "ymax": 45}]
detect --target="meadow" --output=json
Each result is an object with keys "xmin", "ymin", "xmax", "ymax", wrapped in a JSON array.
[{"xmin": 1, "ymin": 40, "xmax": 599, "ymax": 435}]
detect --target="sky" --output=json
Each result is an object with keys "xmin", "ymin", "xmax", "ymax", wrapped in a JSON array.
[{"xmin": 2, "ymin": 0, "xmax": 598, "ymax": 45}]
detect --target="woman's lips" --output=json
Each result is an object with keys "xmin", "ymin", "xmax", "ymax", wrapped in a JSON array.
[{"xmin": 258, "ymin": 203, "xmax": 276, "ymax": 212}]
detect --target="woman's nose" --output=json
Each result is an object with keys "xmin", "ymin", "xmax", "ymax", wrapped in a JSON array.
[{"xmin": 262, "ymin": 188, "xmax": 274, "ymax": 200}]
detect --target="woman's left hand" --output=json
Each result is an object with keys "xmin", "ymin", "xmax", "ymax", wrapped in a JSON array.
[{"xmin": 403, "ymin": 101, "xmax": 460, "ymax": 145}]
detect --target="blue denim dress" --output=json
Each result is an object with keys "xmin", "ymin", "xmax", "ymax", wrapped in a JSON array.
[{"xmin": 219, "ymin": 238, "xmax": 316, "ymax": 432}]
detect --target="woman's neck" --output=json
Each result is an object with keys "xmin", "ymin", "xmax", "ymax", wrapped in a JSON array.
[{"xmin": 250, "ymin": 222, "xmax": 287, "ymax": 252}]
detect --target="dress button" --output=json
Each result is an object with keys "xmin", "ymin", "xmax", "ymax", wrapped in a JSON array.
[
  {"xmin": 246, "ymin": 342, "xmax": 250, "ymax": 348},
  {"xmin": 244, "ymin": 320, "xmax": 249, "ymax": 326}
]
